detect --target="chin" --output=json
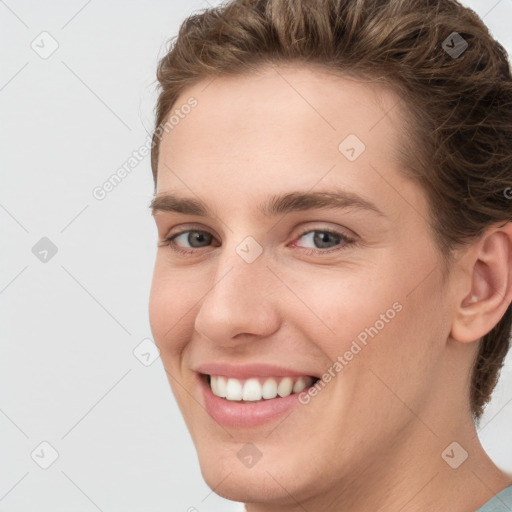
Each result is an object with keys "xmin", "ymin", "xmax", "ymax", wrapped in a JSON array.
[
  {"xmin": 198, "ymin": 457, "xmax": 296, "ymax": 504},
  {"xmin": 193, "ymin": 440, "xmax": 320, "ymax": 506}
]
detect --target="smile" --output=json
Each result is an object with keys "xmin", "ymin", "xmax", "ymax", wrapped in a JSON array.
[
  {"xmin": 208, "ymin": 375, "xmax": 317, "ymax": 401},
  {"xmin": 196, "ymin": 366, "xmax": 322, "ymax": 428}
]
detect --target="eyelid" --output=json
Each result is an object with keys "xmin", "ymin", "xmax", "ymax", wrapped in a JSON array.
[
  {"xmin": 294, "ymin": 223, "xmax": 357, "ymax": 240},
  {"xmin": 164, "ymin": 222, "xmax": 218, "ymax": 240}
]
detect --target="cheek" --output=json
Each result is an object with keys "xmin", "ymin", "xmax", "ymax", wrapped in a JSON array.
[
  {"xmin": 282, "ymin": 263, "xmax": 403, "ymax": 359},
  {"xmin": 148, "ymin": 262, "xmax": 195, "ymax": 356},
  {"xmin": 286, "ymin": 255, "xmax": 446, "ymax": 382},
  {"xmin": 148, "ymin": 265, "xmax": 199, "ymax": 415},
  {"xmin": 338, "ymin": 262, "xmax": 450, "ymax": 413}
]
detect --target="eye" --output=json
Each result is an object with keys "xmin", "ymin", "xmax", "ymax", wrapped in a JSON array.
[
  {"xmin": 159, "ymin": 227, "xmax": 357, "ymax": 256},
  {"xmin": 161, "ymin": 229, "xmax": 217, "ymax": 254},
  {"xmin": 292, "ymin": 228, "xmax": 356, "ymax": 255}
]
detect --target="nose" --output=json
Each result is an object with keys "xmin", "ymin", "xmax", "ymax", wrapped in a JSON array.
[{"xmin": 194, "ymin": 246, "xmax": 281, "ymax": 347}]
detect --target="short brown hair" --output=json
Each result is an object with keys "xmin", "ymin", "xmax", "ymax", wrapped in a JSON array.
[{"xmin": 151, "ymin": 0, "xmax": 512, "ymax": 420}]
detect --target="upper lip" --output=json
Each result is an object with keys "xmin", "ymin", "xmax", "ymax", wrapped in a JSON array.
[{"xmin": 195, "ymin": 362, "xmax": 320, "ymax": 379}]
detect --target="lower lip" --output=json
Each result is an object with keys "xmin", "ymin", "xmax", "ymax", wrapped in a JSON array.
[{"xmin": 199, "ymin": 374, "xmax": 306, "ymax": 428}]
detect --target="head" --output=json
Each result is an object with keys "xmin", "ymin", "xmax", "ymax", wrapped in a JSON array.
[{"xmin": 148, "ymin": 0, "xmax": 512, "ymax": 506}]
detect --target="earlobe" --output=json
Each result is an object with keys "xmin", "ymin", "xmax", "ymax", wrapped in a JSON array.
[{"xmin": 451, "ymin": 223, "xmax": 512, "ymax": 343}]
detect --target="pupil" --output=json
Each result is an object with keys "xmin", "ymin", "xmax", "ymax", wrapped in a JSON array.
[
  {"xmin": 191, "ymin": 232, "xmax": 209, "ymax": 247},
  {"xmin": 314, "ymin": 231, "xmax": 338, "ymax": 248}
]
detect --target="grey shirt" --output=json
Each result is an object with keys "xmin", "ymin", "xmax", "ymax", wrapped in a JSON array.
[{"xmin": 476, "ymin": 484, "xmax": 512, "ymax": 512}]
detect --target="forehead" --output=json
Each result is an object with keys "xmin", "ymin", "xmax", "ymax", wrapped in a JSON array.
[{"xmin": 155, "ymin": 63, "xmax": 416, "ymax": 214}]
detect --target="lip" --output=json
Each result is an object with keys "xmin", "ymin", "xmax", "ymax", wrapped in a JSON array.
[
  {"xmin": 195, "ymin": 362, "xmax": 319, "ymax": 379},
  {"xmin": 197, "ymin": 372, "xmax": 310, "ymax": 428}
]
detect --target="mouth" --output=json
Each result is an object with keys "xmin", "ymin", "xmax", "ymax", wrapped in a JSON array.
[
  {"xmin": 197, "ymin": 371, "xmax": 321, "ymax": 428},
  {"xmin": 203, "ymin": 373, "xmax": 321, "ymax": 402},
  {"xmin": 193, "ymin": 362, "xmax": 323, "ymax": 428}
]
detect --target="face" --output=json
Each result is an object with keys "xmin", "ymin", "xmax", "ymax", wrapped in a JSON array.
[{"xmin": 149, "ymin": 64, "xmax": 458, "ymax": 506}]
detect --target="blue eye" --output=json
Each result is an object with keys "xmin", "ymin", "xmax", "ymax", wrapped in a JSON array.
[
  {"xmin": 295, "ymin": 229, "xmax": 347, "ymax": 250},
  {"xmin": 160, "ymin": 228, "xmax": 356, "ymax": 256},
  {"xmin": 160, "ymin": 229, "xmax": 218, "ymax": 255}
]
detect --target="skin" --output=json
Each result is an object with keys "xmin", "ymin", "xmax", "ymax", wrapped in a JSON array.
[{"xmin": 149, "ymin": 63, "xmax": 512, "ymax": 512}]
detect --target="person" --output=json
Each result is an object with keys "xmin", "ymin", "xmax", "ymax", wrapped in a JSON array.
[{"xmin": 147, "ymin": 0, "xmax": 512, "ymax": 510}]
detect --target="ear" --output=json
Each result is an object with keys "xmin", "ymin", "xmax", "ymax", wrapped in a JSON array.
[{"xmin": 451, "ymin": 221, "xmax": 512, "ymax": 343}]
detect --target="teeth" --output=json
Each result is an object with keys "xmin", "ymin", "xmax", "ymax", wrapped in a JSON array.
[
  {"xmin": 277, "ymin": 377, "xmax": 293, "ymax": 397},
  {"xmin": 293, "ymin": 376, "xmax": 308, "ymax": 393},
  {"xmin": 211, "ymin": 375, "xmax": 227, "ymax": 398},
  {"xmin": 209, "ymin": 375, "xmax": 315, "ymax": 401},
  {"xmin": 225, "ymin": 378, "xmax": 243, "ymax": 400},
  {"xmin": 262, "ymin": 377, "xmax": 277, "ymax": 399},
  {"xmin": 242, "ymin": 378, "xmax": 261, "ymax": 401}
]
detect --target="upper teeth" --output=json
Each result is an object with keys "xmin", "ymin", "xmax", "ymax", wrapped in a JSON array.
[{"xmin": 209, "ymin": 375, "xmax": 315, "ymax": 401}]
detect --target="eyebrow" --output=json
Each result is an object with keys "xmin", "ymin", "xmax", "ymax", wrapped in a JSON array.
[
  {"xmin": 150, "ymin": 190, "xmax": 386, "ymax": 218},
  {"xmin": 150, "ymin": 189, "xmax": 385, "ymax": 219}
]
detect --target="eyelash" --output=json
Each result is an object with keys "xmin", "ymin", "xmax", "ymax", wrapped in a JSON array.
[{"xmin": 159, "ymin": 227, "xmax": 357, "ymax": 256}]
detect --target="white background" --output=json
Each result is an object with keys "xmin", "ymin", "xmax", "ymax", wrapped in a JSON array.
[{"xmin": 1, "ymin": 1, "xmax": 511, "ymax": 511}]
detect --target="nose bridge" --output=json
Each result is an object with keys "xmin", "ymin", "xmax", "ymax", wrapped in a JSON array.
[
  {"xmin": 210, "ymin": 233, "xmax": 272, "ymax": 302},
  {"xmin": 194, "ymin": 239, "xmax": 280, "ymax": 342}
]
